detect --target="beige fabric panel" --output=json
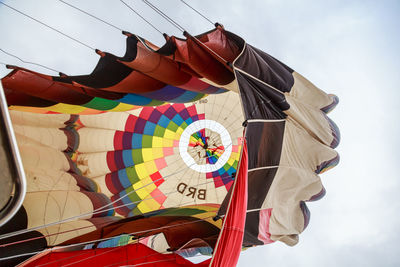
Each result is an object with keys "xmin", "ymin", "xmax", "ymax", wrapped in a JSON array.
[
  {"xmin": 24, "ymin": 191, "xmax": 94, "ymax": 228},
  {"xmin": 285, "ymin": 95, "xmax": 336, "ymax": 147},
  {"xmin": 200, "ymin": 77, "xmax": 239, "ymax": 92},
  {"xmin": 39, "ymin": 220, "xmax": 97, "ymax": 246},
  {"xmin": 201, "ymin": 91, "xmax": 243, "ymax": 134},
  {"xmin": 266, "ymin": 167, "xmax": 322, "ymax": 246},
  {"xmin": 279, "ymin": 118, "xmax": 338, "ymax": 171},
  {"xmin": 91, "ymin": 175, "xmax": 113, "ymax": 197},
  {"xmin": 77, "ymin": 128, "xmax": 116, "ymax": 153},
  {"xmin": 79, "ymin": 111, "xmax": 133, "ymax": 131},
  {"xmin": 261, "ymin": 119, "xmax": 337, "ymax": 245},
  {"xmin": 288, "ymin": 72, "xmax": 335, "ymax": 111},
  {"xmin": 9, "ymin": 110, "xmax": 71, "ymax": 128},
  {"xmin": 25, "ymin": 169, "xmax": 80, "ymax": 192},
  {"xmin": 141, "ymin": 233, "xmax": 169, "ymax": 252},
  {"xmin": 19, "ymin": 145, "xmax": 71, "ymax": 172},
  {"xmin": 123, "ymin": 108, "xmax": 142, "ymax": 117},
  {"xmin": 14, "ymin": 126, "xmax": 68, "ymax": 151},
  {"xmin": 77, "ymin": 151, "xmax": 110, "ymax": 178}
]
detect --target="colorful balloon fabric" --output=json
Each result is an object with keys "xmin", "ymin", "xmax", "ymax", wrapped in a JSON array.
[{"xmin": 0, "ymin": 24, "xmax": 340, "ymax": 267}]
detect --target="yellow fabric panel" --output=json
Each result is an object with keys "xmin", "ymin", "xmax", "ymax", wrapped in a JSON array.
[
  {"xmin": 132, "ymin": 182, "xmax": 148, "ymax": 199},
  {"xmin": 142, "ymin": 148, "xmax": 154, "ymax": 162},
  {"xmin": 163, "ymin": 129, "xmax": 176, "ymax": 140},
  {"xmin": 152, "ymin": 136, "xmax": 163, "ymax": 147},
  {"xmin": 137, "ymin": 200, "xmax": 151, "ymax": 213},
  {"xmin": 152, "ymin": 147, "xmax": 164, "ymax": 159},
  {"xmin": 134, "ymin": 163, "xmax": 148, "ymax": 179},
  {"xmin": 144, "ymin": 160, "xmax": 158, "ymax": 175},
  {"xmin": 140, "ymin": 197, "xmax": 161, "ymax": 212},
  {"xmin": 141, "ymin": 177, "xmax": 156, "ymax": 192},
  {"xmin": 162, "ymin": 138, "xmax": 173, "ymax": 147},
  {"xmin": 109, "ymin": 102, "xmax": 137, "ymax": 112}
]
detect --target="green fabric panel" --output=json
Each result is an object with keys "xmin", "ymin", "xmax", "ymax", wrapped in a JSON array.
[
  {"xmin": 142, "ymin": 135, "xmax": 153, "ymax": 148},
  {"xmin": 232, "ymin": 160, "xmax": 238, "ymax": 169},
  {"xmin": 180, "ymin": 121, "xmax": 188, "ymax": 129},
  {"xmin": 160, "ymin": 208, "xmax": 206, "ymax": 216},
  {"xmin": 126, "ymin": 166, "xmax": 140, "ymax": 184},
  {"xmin": 131, "ymin": 207, "xmax": 142, "ymax": 215},
  {"xmin": 148, "ymin": 99, "xmax": 165, "ymax": 106},
  {"xmin": 82, "ymin": 97, "xmax": 119, "ymax": 110},
  {"xmin": 154, "ymin": 125, "xmax": 166, "ymax": 137},
  {"xmin": 125, "ymin": 188, "xmax": 142, "ymax": 203},
  {"xmin": 167, "ymin": 121, "xmax": 179, "ymax": 132},
  {"xmin": 132, "ymin": 149, "xmax": 143, "ymax": 164},
  {"xmin": 191, "ymin": 93, "xmax": 206, "ymax": 102}
]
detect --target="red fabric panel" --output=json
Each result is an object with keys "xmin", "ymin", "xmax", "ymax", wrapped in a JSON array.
[
  {"xmin": 172, "ymin": 36, "xmax": 234, "ymax": 86},
  {"xmin": 2, "ymin": 69, "xmax": 93, "ymax": 105},
  {"xmin": 167, "ymin": 26, "xmax": 243, "ymax": 86},
  {"xmin": 2, "ymin": 86, "xmax": 56, "ymax": 107},
  {"xmin": 120, "ymin": 40, "xmax": 216, "ymax": 92},
  {"xmin": 210, "ymin": 140, "xmax": 248, "ymax": 267},
  {"xmin": 193, "ymin": 27, "xmax": 241, "ymax": 63},
  {"xmin": 21, "ymin": 243, "xmax": 211, "ymax": 267},
  {"xmin": 121, "ymin": 41, "xmax": 192, "ymax": 86}
]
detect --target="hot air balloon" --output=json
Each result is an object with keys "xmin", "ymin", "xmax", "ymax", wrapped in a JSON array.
[{"xmin": 0, "ymin": 22, "xmax": 339, "ymax": 267}]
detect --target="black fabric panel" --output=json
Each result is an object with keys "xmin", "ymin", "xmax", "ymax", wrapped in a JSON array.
[
  {"xmin": 243, "ymin": 168, "xmax": 278, "ymax": 246},
  {"xmin": 246, "ymin": 169, "xmax": 277, "ymax": 210},
  {"xmin": 235, "ymin": 44, "xmax": 294, "ymax": 93},
  {"xmin": 119, "ymin": 36, "xmax": 139, "ymax": 61},
  {"xmin": 243, "ymin": 211, "xmax": 263, "ymax": 246},
  {"xmin": 54, "ymin": 53, "xmax": 133, "ymax": 88},
  {"xmin": 0, "ymin": 206, "xmax": 28, "ymax": 235},
  {"xmin": 155, "ymin": 38, "xmax": 177, "ymax": 56},
  {"xmin": 236, "ymin": 71, "xmax": 288, "ymax": 119},
  {"xmin": 246, "ymin": 121, "xmax": 285, "ymax": 169},
  {"xmin": 0, "ymin": 231, "xmax": 47, "ymax": 266},
  {"xmin": 0, "ymin": 207, "xmax": 47, "ymax": 266}
]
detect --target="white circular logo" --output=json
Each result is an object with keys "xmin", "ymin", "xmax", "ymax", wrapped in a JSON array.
[{"xmin": 179, "ymin": 119, "xmax": 232, "ymax": 173}]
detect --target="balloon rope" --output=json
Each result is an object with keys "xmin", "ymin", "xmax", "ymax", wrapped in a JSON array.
[
  {"xmin": 140, "ymin": 0, "xmax": 230, "ymax": 66},
  {"xmin": 1, "ymin": 216, "xmax": 215, "ymax": 264},
  {"xmin": 0, "ymin": 2, "xmax": 95, "ymax": 51},
  {"xmin": 0, "ymin": 173, "xmax": 234, "ymax": 249},
  {"xmin": 179, "ymin": 0, "xmax": 214, "ymax": 25},
  {"xmin": 142, "ymin": 0, "xmax": 186, "ymax": 32},
  {"xmin": 0, "ymin": 145, "xmax": 232, "ymax": 241},
  {"xmin": 96, "ymin": 142, "xmax": 232, "ymax": 217},
  {"xmin": 0, "ymin": 48, "xmax": 61, "ymax": 73},
  {"xmin": 0, "ymin": 221, "xmax": 110, "ymax": 248},
  {"xmin": 119, "ymin": 0, "xmax": 163, "ymax": 35},
  {"xmin": 56, "ymin": 0, "xmax": 123, "ymax": 32}
]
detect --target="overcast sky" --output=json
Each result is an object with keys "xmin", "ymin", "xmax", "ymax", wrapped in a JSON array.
[{"xmin": 1, "ymin": 0, "xmax": 399, "ymax": 266}]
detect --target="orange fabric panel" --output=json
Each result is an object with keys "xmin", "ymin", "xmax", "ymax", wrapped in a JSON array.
[{"xmin": 121, "ymin": 41, "xmax": 192, "ymax": 86}]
